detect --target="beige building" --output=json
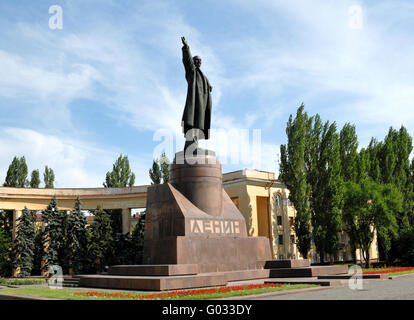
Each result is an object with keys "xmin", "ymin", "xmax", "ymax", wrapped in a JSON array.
[
  {"xmin": 223, "ymin": 169, "xmax": 300, "ymax": 260},
  {"xmin": 222, "ymin": 169, "xmax": 379, "ymax": 263}
]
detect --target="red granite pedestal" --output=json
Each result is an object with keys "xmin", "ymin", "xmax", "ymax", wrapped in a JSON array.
[{"xmin": 77, "ymin": 151, "xmax": 348, "ymax": 291}]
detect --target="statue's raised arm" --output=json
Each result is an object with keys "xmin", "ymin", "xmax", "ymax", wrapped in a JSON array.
[{"xmin": 181, "ymin": 37, "xmax": 194, "ymax": 73}]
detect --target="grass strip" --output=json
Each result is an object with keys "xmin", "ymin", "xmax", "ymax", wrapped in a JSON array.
[
  {"xmin": 0, "ymin": 278, "xmax": 45, "ymax": 286},
  {"xmin": 0, "ymin": 284, "xmax": 318, "ymax": 300}
]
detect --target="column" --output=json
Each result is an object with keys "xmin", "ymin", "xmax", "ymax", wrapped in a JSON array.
[
  {"xmin": 121, "ymin": 208, "xmax": 131, "ymax": 235},
  {"xmin": 12, "ymin": 209, "xmax": 22, "ymax": 240}
]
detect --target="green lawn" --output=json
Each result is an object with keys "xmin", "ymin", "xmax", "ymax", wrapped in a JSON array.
[
  {"xmin": 0, "ymin": 278, "xmax": 45, "ymax": 286},
  {"xmin": 0, "ymin": 284, "xmax": 318, "ymax": 300}
]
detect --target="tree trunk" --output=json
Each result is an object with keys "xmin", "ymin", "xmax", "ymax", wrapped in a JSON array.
[
  {"xmin": 364, "ymin": 249, "xmax": 371, "ymax": 268},
  {"xmin": 320, "ymin": 251, "xmax": 325, "ymax": 264}
]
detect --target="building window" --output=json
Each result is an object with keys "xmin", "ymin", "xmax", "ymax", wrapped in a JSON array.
[
  {"xmin": 275, "ymin": 194, "xmax": 281, "ymax": 207},
  {"xmin": 289, "ymin": 217, "xmax": 294, "ymax": 227},
  {"xmin": 282, "ymin": 198, "xmax": 288, "ymax": 207},
  {"xmin": 278, "ymin": 235, "xmax": 284, "ymax": 245},
  {"xmin": 341, "ymin": 234, "xmax": 346, "ymax": 244},
  {"xmin": 231, "ymin": 197, "xmax": 239, "ymax": 209},
  {"xmin": 290, "ymin": 235, "xmax": 295, "ymax": 244},
  {"xmin": 288, "ymin": 199, "xmax": 293, "ymax": 207},
  {"xmin": 277, "ymin": 216, "xmax": 282, "ymax": 226}
]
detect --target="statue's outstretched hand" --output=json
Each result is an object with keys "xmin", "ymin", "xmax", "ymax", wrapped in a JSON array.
[{"xmin": 181, "ymin": 37, "xmax": 188, "ymax": 47}]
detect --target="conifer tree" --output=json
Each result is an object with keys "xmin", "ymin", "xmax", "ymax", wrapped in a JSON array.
[
  {"xmin": 88, "ymin": 206, "xmax": 113, "ymax": 272},
  {"xmin": 67, "ymin": 197, "xmax": 88, "ymax": 274},
  {"xmin": 41, "ymin": 197, "xmax": 61, "ymax": 274},
  {"xmin": 12, "ymin": 207, "xmax": 35, "ymax": 277}
]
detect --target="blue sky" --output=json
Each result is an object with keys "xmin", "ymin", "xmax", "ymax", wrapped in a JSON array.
[{"xmin": 1, "ymin": 0, "xmax": 414, "ymax": 187}]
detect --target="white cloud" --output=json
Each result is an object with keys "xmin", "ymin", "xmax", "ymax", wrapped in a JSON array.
[{"xmin": 0, "ymin": 127, "xmax": 134, "ymax": 188}]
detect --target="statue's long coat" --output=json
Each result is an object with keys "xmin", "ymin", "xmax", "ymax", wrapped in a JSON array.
[{"xmin": 181, "ymin": 44, "xmax": 212, "ymax": 140}]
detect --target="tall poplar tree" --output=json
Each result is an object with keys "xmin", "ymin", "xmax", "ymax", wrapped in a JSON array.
[
  {"xmin": 339, "ymin": 123, "xmax": 358, "ymax": 182},
  {"xmin": 29, "ymin": 170, "xmax": 41, "ymax": 188},
  {"xmin": 310, "ymin": 121, "xmax": 343, "ymax": 263},
  {"xmin": 12, "ymin": 207, "xmax": 35, "ymax": 277},
  {"xmin": 280, "ymin": 104, "xmax": 312, "ymax": 258},
  {"xmin": 104, "ymin": 154, "xmax": 136, "ymax": 188},
  {"xmin": 3, "ymin": 156, "xmax": 28, "ymax": 187},
  {"xmin": 43, "ymin": 166, "xmax": 55, "ymax": 189}
]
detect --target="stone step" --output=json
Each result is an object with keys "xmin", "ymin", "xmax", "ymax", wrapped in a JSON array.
[
  {"xmin": 77, "ymin": 273, "xmax": 227, "ymax": 291},
  {"xmin": 107, "ymin": 264, "xmax": 199, "ymax": 276},
  {"xmin": 265, "ymin": 278, "xmax": 343, "ymax": 287},
  {"xmin": 269, "ymin": 265, "xmax": 348, "ymax": 278},
  {"xmin": 317, "ymin": 274, "xmax": 387, "ymax": 280},
  {"xmin": 264, "ymin": 259, "xmax": 310, "ymax": 269},
  {"xmin": 223, "ymin": 269, "xmax": 270, "ymax": 282}
]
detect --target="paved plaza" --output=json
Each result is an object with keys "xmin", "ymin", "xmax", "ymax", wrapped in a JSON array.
[{"xmin": 257, "ymin": 275, "xmax": 414, "ymax": 300}]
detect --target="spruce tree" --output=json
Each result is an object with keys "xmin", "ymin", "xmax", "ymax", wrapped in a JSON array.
[
  {"xmin": 131, "ymin": 212, "xmax": 146, "ymax": 264},
  {"xmin": 0, "ymin": 227, "xmax": 12, "ymax": 277},
  {"xmin": 41, "ymin": 197, "xmax": 61, "ymax": 274},
  {"xmin": 67, "ymin": 197, "xmax": 88, "ymax": 274},
  {"xmin": 12, "ymin": 207, "xmax": 35, "ymax": 277},
  {"xmin": 104, "ymin": 154, "xmax": 135, "ymax": 187},
  {"xmin": 88, "ymin": 206, "xmax": 113, "ymax": 272}
]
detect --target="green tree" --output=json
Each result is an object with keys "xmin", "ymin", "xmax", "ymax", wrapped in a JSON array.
[
  {"xmin": 339, "ymin": 123, "xmax": 358, "ymax": 182},
  {"xmin": 280, "ymin": 104, "xmax": 312, "ymax": 258},
  {"xmin": 343, "ymin": 178, "xmax": 402, "ymax": 267},
  {"xmin": 0, "ymin": 227, "xmax": 12, "ymax": 277},
  {"xmin": 88, "ymin": 206, "xmax": 113, "ymax": 272},
  {"xmin": 12, "ymin": 207, "xmax": 36, "ymax": 277},
  {"xmin": 41, "ymin": 197, "xmax": 62, "ymax": 274},
  {"xmin": 131, "ymin": 212, "xmax": 146, "ymax": 264},
  {"xmin": 29, "ymin": 170, "xmax": 41, "ymax": 188},
  {"xmin": 67, "ymin": 197, "xmax": 88, "ymax": 274},
  {"xmin": 149, "ymin": 159, "xmax": 162, "ymax": 185},
  {"xmin": 104, "ymin": 154, "xmax": 135, "ymax": 187},
  {"xmin": 3, "ymin": 156, "xmax": 28, "ymax": 187},
  {"xmin": 310, "ymin": 121, "xmax": 343, "ymax": 263},
  {"xmin": 160, "ymin": 153, "xmax": 170, "ymax": 183},
  {"xmin": 43, "ymin": 166, "xmax": 55, "ymax": 189}
]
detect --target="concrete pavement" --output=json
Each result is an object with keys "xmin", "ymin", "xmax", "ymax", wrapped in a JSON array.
[{"xmin": 256, "ymin": 275, "xmax": 414, "ymax": 300}]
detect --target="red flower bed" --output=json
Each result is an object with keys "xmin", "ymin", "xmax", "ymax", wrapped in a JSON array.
[
  {"xmin": 74, "ymin": 283, "xmax": 284, "ymax": 300},
  {"xmin": 361, "ymin": 267, "xmax": 414, "ymax": 275}
]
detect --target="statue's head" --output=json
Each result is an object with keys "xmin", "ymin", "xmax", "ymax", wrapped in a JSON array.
[{"xmin": 193, "ymin": 56, "xmax": 202, "ymax": 68}]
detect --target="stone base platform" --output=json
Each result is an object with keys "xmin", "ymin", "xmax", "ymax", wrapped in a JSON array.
[
  {"xmin": 77, "ymin": 268, "xmax": 269, "ymax": 291},
  {"xmin": 77, "ymin": 260, "xmax": 349, "ymax": 291}
]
